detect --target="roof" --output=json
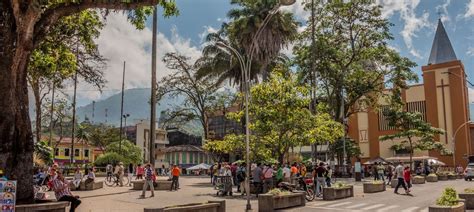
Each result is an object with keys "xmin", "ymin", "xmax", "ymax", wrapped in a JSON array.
[
  {"xmin": 428, "ymin": 19, "xmax": 457, "ymax": 65},
  {"xmin": 162, "ymin": 145, "xmax": 205, "ymax": 153}
]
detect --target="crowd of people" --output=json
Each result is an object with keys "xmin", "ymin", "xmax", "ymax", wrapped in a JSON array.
[{"xmin": 209, "ymin": 161, "xmax": 334, "ymax": 197}]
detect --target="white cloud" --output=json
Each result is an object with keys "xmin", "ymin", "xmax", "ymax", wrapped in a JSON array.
[
  {"xmin": 465, "ymin": 0, "xmax": 474, "ymax": 18},
  {"xmin": 467, "ymin": 46, "xmax": 474, "ymax": 56},
  {"xmin": 73, "ymin": 13, "xmax": 201, "ymax": 103},
  {"xmin": 198, "ymin": 26, "xmax": 218, "ymax": 43},
  {"xmin": 377, "ymin": 0, "xmax": 431, "ymax": 58},
  {"xmin": 435, "ymin": 0, "xmax": 451, "ymax": 23},
  {"xmin": 281, "ymin": 0, "xmax": 310, "ymax": 21}
]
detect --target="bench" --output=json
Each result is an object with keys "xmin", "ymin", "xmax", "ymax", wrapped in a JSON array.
[
  {"xmin": 132, "ymin": 180, "xmax": 172, "ymax": 191},
  {"xmin": 70, "ymin": 181, "xmax": 103, "ymax": 191},
  {"xmin": 16, "ymin": 201, "xmax": 69, "ymax": 212}
]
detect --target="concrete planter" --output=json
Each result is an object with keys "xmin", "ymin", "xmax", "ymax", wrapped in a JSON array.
[
  {"xmin": 413, "ymin": 177, "xmax": 426, "ymax": 184},
  {"xmin": 323, "ymin": 186, "xmax": 354, "ymax": 201},
  {"xmin": 438, "ymin": 175, "xmax": 448, "ymax": 181},
  {"xmin": 448, "ymin": 175, "xmax": 457, "ymax": 180},
  {"xmin": 459, "ymin": 193, "xmax": 474, "ymax": 209},
  {"xmin": 258, "ymin": 192, "xmax": 305, "ymax": 212},
  {"xmin": 71, "ymin": 181, "xmax": 103, "ymax": 191},
  {"xmin": 363, "ymin": 183, "xmax": 386, "ymax": 193},
  {"xmin": 427, "ymin": 175, "xmax": 438, "ymax": 182},
  {"xmin": 144, "ymin": 200, "xmax": 225, "ymax": 212},
  {"xmin": 428, "ymin": 202, "xmax": 465, "ymax": 212},
  {"xmin": 132, "ymin": 180, "xmax": 172, "ymax": 191},
  {"xmin": 16, "ymin": 201, "xmax": 69, "ymax": 212}
]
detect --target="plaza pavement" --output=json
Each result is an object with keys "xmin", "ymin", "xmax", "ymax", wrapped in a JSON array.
[{"xmin": 49, "ymin": 176, "xmax": 474, "ymax": 212}]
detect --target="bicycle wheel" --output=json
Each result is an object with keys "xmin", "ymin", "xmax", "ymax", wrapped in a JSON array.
[
  {"xmin": 105, "ymin": 177, "xmax": 116, "ymax": 187},
  {"xmin": 122, "ymin": 176, "xmax": 130, "ymax": 186},
  {"xmin": 305, "ymin": 188, "xmax": 315, "ymax": 201}
]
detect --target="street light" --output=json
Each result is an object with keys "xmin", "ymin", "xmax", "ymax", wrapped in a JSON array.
[
  {"xmin": 215, "ymin": 1, "xmax": 295, "ymax": 211},
  {"xmin": 451, "ymin": 121, "xmax": 472, "ymax": 166},
  {"xmin": 123, "ymin": 113, "xmax": 130, "ymax": 138}
]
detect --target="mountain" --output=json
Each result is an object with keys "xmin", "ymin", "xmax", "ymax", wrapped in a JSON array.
[{"xmin": 76, "ymin": 88, "xmax": 202, "ymax": 135}]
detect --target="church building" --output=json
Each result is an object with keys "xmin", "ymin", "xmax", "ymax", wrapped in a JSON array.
[{"xmin": 348, "ymin": 19, "xmax": 473, "ymax": 167}]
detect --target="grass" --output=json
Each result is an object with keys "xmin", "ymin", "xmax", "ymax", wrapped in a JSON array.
[{"xmin": 267, "ymin": 188, "xmax": 291, "ymax": 196}]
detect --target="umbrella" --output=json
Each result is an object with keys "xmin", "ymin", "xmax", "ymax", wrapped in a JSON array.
[
  {"xmin": 427, "ymin": 159, "xmax": 446, "ymax": 166},
  {"xmin": 187, "ymin": 163, "xmax": 211, "ymax": 170}
]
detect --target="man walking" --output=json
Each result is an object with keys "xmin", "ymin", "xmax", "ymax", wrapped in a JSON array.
[
  {"xmin": 386, "ymin": 162, "xmax": 394, "ymax": 185},
  {"xmin": 114, "ymin": 162, "xmax": 125, "ymax": 186},
  {"xmin": 394, "ymin": 162, "xmax": 409, "ymax": 194},
  {"xmin": 313, "ymin": 162, "xmax": 327, "ymax": 197},
  {"xmin": 170, "ymin": 164, "xmax": 180, "ymax": 191},
  {"xmin": 139, "ymin": 164, "xmax": 154, "ymax": 198}
]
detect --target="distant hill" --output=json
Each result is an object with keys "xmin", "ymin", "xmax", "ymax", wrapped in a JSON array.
[{"xmin": 76, "ymin": 88, "xmax": 203, "ymax": 135}]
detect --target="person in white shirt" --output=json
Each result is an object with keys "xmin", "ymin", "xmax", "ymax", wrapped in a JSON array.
[
  {"xmin": 282, "ymin": 164, "xmax": 291, "ymax": 183},
  {"xmin": 72, "ymin": 168, "xmax": 82, "ymax": 190},
  {"xmin": 84, "ymin": 167, "xmax": 96, "ymax": 188},
  {"xmin": 394, "ymin": 162, "xmax": 408, "ymax": 194}
]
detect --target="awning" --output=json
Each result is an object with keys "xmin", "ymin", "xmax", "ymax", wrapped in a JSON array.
[
  {"xmin": 363, "ymin": 157, "xmax": 388, "ymax": 165},
  {"xmin": 385, "ymin": 156, "xmax": 437, "ymax": 162},
  {"xmin": 187, "ymin": 163, "xmax": 211, "ymax": 170}
]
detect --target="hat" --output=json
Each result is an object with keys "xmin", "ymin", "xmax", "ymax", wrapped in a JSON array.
[{"xmin": 119, "ymin": 162, "xmax": 123, "ymax": 165}]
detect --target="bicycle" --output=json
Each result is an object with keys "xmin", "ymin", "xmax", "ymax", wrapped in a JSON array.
[{"xmin": 104, "ymin": 174, "xmax": 129, "ymax": 187}]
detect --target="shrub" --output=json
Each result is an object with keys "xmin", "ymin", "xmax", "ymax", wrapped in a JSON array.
[
  {"xmin": 333, "ymin": 182, "xmax": 350, "ymax": 189},
  {"xmin": 267, "ymin": 188, "xmax": 290, "ymax": 196},
  {"xmin": 436, "ymin": 188, "xmax": 460, "ymax": 206},
  {"xmin": 464, "ymin": 188, "xmax": 474, "ymax": 193},
  {"xmin": 428, "ymin": 173, "xmax": 438, "ymax": 177},
  {"xmin": 414, "ymin": 175, "xmax": 425, "ymax": 179},
  {"xmin": 370, "ymin": 180, "xmax": 384, "ymax": 184}
]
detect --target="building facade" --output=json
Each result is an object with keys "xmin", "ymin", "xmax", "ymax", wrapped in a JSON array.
[
  {"xmin": 162, "ymin": 145, "xmax": 213, "ymax": 169},
  {"xmin": 51, "ymin": 137, "xmax": 104, "ymax": 165},
  {"xmin": 207, "ymin": 105, "xmax": 243, "ymax": 140},
  {"xmin": 131, "ymin": 120, "xmax": 169, "ymax": 168},
  {"xmin": 347, "ymin": 19, "xmax": 472, "ymax": 167}
]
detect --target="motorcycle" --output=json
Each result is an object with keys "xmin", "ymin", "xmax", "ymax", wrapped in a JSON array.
[{"xmin": 278, "ymin": 177, "xmax": 315, "ymax": 201}]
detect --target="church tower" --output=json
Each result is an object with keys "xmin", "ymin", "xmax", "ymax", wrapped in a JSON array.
[{"xmin": 422, "ymin": 19, "xmax": 471, "ymax": 167}]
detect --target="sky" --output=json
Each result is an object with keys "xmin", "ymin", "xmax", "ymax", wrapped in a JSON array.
[{"xmin": 70, "ymin": 0, "xmax": 474, "ymax": 107}]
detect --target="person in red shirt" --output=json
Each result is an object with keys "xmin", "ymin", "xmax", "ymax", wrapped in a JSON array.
[
  {"xmin": 403, "ymin": 166, "xmax": 411, "ymax": 192},
  {"xmin": 170, "ymin": 165, "xmax": 181, "ymax": 191}
]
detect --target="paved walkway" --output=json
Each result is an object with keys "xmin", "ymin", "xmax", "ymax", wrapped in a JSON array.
[{"xmin": 47, "ymin": 176, "xmax": 474, "ymax": 212}]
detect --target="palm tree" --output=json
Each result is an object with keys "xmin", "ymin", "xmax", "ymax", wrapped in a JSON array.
[
  {"xmin": 76, "ymin": 124, "xmax": 90, "ymax": 162},
  {"xmin": 226, "ymin": 0, "xmax": 299, "ymax": 80},
  {"xmin": 195, "ymin": 30, "xmax": 261, "ymax": 91}
]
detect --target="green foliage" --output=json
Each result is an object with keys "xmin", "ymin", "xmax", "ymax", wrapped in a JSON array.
[
  {"xmin": 333, "ymin": 182, "xmax": 351, "ymax": 189},
  {"xmin": 34, "ymin": 141, "xmax": 54, "ymax": 165},
  {"xmin": 328, "ymin": 138, "xmax": 361, "ymax": 166},
  {"xmin": 436, "ymin": 188, "xmax": 460, "ymax": 206},
  {"xmin": 205, "ymin": 72, "xmax": 343, "ymax": 163},
  {"xmin": 464, "ymin": 188, "xmax": 474, "ymax": 193},
  {"xmin": 226, "ymin": 0, "xmax": 299, "ymax": 78},
  {"xmin": 95, "ymin": 140, "xmax": 142, "ymax": 166},
  {"xmin": 267, "ymin": 188, "xmax": 290, "ymax": 196},
  {"xmin": 293, "ymin": 0, "xmax": 417, "ymax": 120}
]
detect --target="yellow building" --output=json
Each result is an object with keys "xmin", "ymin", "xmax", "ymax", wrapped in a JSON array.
[
  {"xmin": 50, "ymin": 137, "xmax": 104, "ymax": 165},
  {"xmin": 348, "ymin": 19, "xmax": 472, "ymax": 167}
]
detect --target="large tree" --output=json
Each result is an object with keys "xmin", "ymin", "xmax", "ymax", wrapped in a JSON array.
[
  {"xmin": 293, "ymin": 1, "xmax": 417, "ymax": 122},
  {"xmin": 158, "ymin": 52, "xmax": 220, "ymax": 139},
  {"xmin": 226, "ymin": 0, "xmax": 299, "ymax": 80},
  {"xmin": 28, "ymin": 10, "xmax": 106, "ymax": 144},
  {"xmin": 0, "ymin": 0, "xmax": 178, "ymax": 202},
  {"xmin": 206, "ymin": 71, "xmax": 344, "ymax": 164}
]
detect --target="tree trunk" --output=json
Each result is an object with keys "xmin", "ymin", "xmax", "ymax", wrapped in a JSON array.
[{"xmin": 0, "ymin": 7, "xmax": 35, "ymax": 203}]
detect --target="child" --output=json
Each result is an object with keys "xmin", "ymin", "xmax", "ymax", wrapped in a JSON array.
[{"xmin": 403, "ymin": 166, "xmax": 411, "ymax": 192}]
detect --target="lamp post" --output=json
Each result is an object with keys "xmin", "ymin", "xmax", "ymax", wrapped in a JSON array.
[
  {"xmin": 451, "ymin": 121, "xmax": 472, "ymax": 166},
  {"xmin": 123, "ymin": 113, "xmax": 130, "ymax": 139},
  {"xmin": 216, "ymin": 1, "xmax": 295, "ymax": 211}
]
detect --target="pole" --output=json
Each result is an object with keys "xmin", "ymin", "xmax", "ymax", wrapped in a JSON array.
[
  {"xmin": 71, "ymin": 71, "xmax": 78, "ymax": 164},
  {"xmin": 451, "ymin": 121, "xmax": 472, "ymax": 167},
  {"xmin": 92, "ymin": 101, "xmax": 95, "ymax": 124},
  {"xmin": 49, "ymin": 84, "xmax": 55, "ymax": 147},
  {"xmin": 150, "ymin": 6, "xmax": 158, "ymax": 165},
  {"xmin": 119, "ymin": 61, "xmax": 126, "ymax": 153}
]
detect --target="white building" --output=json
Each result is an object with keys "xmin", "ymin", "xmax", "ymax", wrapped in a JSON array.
[{"xmin": 133, "ymin": 120, "xmax": 169, "ymax": 168}]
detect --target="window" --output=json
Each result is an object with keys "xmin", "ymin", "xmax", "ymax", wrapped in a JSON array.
[
  {"xmin": 165, "ymin": 153, "xmax": 170, "ymax": 162},
  {"xmin": 189, "ymin": 152, "xmax": 194, "ymax": 164},
  {"xmin": 84, "ymin": 149, "xmax": 89, "ymax": 158},
  {"xmin": 74, "ymin": 149, "xmax": 80, "ymax": 157},
  {"xmin": 64, "ymin": 148, "xmax": 70, "ymax": 157},
  {"xmin": 182, "ymin": 152, "xmax": 187, "ymax": 164},
  {"xmin": 54, "ymin": 148, "xmax": 59, "ymax": 156}
]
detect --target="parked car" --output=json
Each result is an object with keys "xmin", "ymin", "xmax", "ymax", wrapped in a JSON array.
[{"xmin": 465, "ymin": 163, "xmax": 474, "ymax": 181}]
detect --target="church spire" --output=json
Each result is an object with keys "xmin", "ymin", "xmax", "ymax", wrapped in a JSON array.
[{"xmin": 428, "ymin": 19, "xmax": 457, "ymax": 65}]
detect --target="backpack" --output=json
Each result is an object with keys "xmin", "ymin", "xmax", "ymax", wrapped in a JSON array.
[{"xmin": 237, "ymin": 168, "xmax": 245, "ymax": 181}]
